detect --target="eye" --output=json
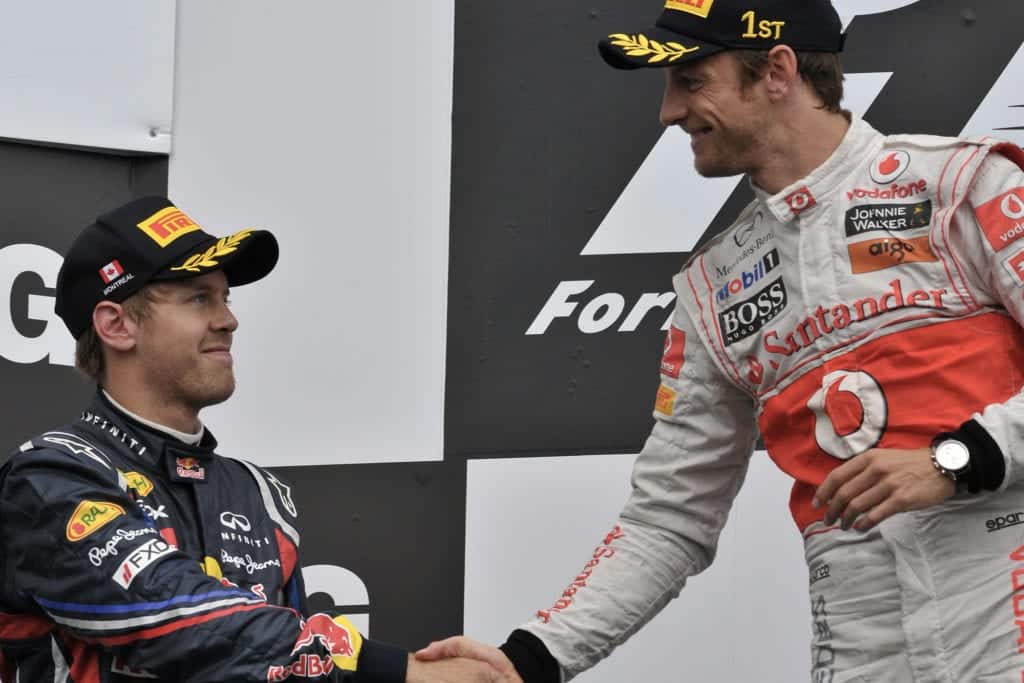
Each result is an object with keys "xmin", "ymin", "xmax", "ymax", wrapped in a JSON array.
[{"xmin": 190, "ymin": 292, "xmax": 209, "ymax": 304}]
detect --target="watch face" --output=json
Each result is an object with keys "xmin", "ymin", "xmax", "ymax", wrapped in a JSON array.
[{"xmin": 936, "ymin": 440, "xmax": 970, "ymax": 471}]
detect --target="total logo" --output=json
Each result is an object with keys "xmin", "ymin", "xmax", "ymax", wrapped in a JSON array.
[
  {"xmin": 869, "ymin": 150, "xmax": 910, "ymax": 184},
  {"xmin": 715, "ymin": 249, "xmax": 780, "ymax": 303},
  {"xmin": 0, "ymin": 243, "xmax": 73, "ymax": 366}
]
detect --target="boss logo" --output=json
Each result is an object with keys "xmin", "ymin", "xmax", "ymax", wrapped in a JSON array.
[{"xmin": 717, "ymin": 278, "xmax": 788, "ymax": 346}]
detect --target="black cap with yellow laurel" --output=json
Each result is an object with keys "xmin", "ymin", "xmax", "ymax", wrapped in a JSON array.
[
  {"xmin": 598, "ymin": 0, "xmax": 844, "ymax": 70},
  {"xmin": 55, "ymin": 196, "xmax": 279, "ymax": 339}
]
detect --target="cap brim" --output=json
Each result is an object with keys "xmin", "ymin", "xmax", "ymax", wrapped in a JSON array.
[
  {"xmin": 153, "ymin": 229, "xmax": 279, "ymax": 286},
  {"xmin": 598, "ymin": 26, "xmax": 722, "ymax": 70}
]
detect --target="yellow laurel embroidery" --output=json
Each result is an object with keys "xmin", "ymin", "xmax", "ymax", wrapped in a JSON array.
[
  {"xmin": 170, "ymin": 230, "xmax": 253, "ymax": 273},
  {"xmin": 608, "ymin": 33, "xmax": 700, "ymax": 63}
]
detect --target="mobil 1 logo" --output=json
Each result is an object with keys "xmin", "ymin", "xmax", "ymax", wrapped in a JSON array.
[{"xmin": 719, "ymin": 277, "xmax": 788, "ymax": 346}]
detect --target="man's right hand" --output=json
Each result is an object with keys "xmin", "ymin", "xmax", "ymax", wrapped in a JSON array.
[
  {"xmin": 414, "ymin": 638, "xmax": 522, "ymax": 683},
  {"xmin": 406, "ymin": 652, "xmax": 519, "ymax": 682}
]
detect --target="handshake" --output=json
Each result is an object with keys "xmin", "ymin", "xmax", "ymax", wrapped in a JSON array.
[{"xmin": 407, "ymin": 636, "xmax": 524, "ymax": 683}]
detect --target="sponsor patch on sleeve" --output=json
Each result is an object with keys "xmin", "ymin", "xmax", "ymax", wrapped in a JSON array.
[
  {"xmin": 113, "ymin": 538, "xmax": 175, "ymax": 589},
  {"xmin": 977, "ymin": 188, "xmax": 1024, "ymax": 252},
  {"xmin": 66, "ymin": 500, "xmax": 126, "ymax": 542},
  {"xmin": 1002, "ymin": 248, "xmax": 1024, "ymax": 287},
  {"xmin": 660, "ymin": 326, "xmax": 685, "ymax": 378},
  {"xmin": 654, "ymin": 384, "xmax": 677, "ymax": 416},
  {"xmin": 268, "ymin": 614, "xmax": 363, "ymax": 680}
]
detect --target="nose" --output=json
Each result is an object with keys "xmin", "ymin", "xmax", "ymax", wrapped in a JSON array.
[
  {"xmin": 659, "ymin": 76, "xmax": 688, "ymax": 128},
  {"xmin": 215, "ymin": 300, "xmax": 239, "ymax": 333}
]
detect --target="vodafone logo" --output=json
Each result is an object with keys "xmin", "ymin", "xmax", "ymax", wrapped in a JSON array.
[
  {"xmin": 807, "ymin": 370, "xmax": 888, "ymax": 460},
  {"xmin": 869, "ymin": 150, "xmax": 910, "ymax": 184},
  {"xmin": 785, "ymin": 187, "xmax": 816, "ymax": 215},
  {"xmin": 1002, "ymin": 192, "xmax": 1024, "ymax": 220}
]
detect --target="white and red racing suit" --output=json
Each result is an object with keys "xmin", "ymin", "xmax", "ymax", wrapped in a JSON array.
[{"xmin": 502, "ymin": 115, "xmax": 1024, "ymax": 682}]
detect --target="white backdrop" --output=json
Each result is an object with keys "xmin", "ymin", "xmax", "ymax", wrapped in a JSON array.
[
  {"xmin": 170, "ymin": 0, "xmax": 455, "ymax": 465},
  {"xmin": 0, "ymin": 0, "xmax": 174, "ymax": 153}
]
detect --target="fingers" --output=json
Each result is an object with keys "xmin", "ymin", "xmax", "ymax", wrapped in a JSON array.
[
  {"xmin": 823, "ymin": 464, "xmax": 887, "ymax": 528},
  {"xmin": 812, "ymin": 456, "xmax": 866, "ymax": 511},
  {"xmin": 415, "ymin": 637, "xmax": 518, "ymax": 678},
  {"xmin": 416, "ymin": 637, "xmax": 463, "ymax": 661}
]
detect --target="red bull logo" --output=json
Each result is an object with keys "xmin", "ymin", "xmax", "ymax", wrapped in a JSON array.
[
  {"xmin": 291, "ymin": 614, "xmax": 356, "ymax": 658},
  {"xmin": 268, "ymin": 615, "xmax": 361, "ymax": 681},
  {"xmin": 175, "ymin": 457, "xmax": 206, "ymax": 481}
]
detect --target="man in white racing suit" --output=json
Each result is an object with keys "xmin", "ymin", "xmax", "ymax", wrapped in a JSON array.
[{"xmin": 417, "ymin": 0, "xmax": 1024, "ymax": 680}]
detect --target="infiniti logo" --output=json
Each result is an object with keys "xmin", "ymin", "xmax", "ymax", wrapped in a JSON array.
[{"xmin": 220, "ymin": 511, "xmax": 252, "ymax": 532}]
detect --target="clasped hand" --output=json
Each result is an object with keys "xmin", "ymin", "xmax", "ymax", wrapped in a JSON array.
[{"xmin": 409, "ymin": 638, "xmax": 522, "ymax": 683}]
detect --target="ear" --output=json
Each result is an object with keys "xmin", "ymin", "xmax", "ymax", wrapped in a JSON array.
[
  {"xmin": 93, "ymin": 301, "xmax": 138, "ymax": 352},
  {"xmin": 763, "ymin": 45, "xmax": 799, "ymax": 101}
]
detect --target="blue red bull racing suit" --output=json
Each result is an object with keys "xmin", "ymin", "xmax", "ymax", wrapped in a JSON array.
[
  {"xmin": 501, "ymin": 116, "xmax": 1024, "ymax": 682},
  {"xmin": 0, "ymin": 391, "xmax": 407, "ymax": 682}
]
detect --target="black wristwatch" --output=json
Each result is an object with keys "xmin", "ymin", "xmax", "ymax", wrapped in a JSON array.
[{"xmin": 931, "ymin": 434, "xmax": 972, "ymax": 482}]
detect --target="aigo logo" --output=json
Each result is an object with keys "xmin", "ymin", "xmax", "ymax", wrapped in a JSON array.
[{"xmin": 870, "ymin": 150, "xmax": 911, "ymax": 184}]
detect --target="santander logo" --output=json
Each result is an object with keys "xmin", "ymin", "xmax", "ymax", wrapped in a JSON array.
[{"xmin": 870, "ymin": 150, "xmax": 910, "ymax": 184}]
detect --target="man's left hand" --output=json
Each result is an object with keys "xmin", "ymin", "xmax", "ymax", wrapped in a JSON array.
[{"xmin": 812, "ymin": 447, "xmax": 956, "ymax": 532}]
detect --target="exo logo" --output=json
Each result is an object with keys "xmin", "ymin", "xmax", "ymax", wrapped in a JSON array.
[
  {"xmin": 869, "ymin": 150, "xmax": 911, "ymax": 184},
  {"xmin": 807, "ymin": 370, "xmax": 888, "ymax": 460}
]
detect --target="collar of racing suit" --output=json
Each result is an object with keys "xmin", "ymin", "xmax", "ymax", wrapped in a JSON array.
[
  {"xmin": 81, "ymin": 390, "xmax": 220, "ymax": 483},
  {"xmin": 749, "ymin": 113, "xmax": 883, "ymax": 224},
  {"xmin": 101, "ymin": 389, "xmax": 205, "ymax": 445}
]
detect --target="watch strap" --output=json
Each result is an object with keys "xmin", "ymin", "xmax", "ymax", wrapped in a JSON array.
[{"xmin": 939, "ymin": 420, "xmax": 1005, "ymax": 494}]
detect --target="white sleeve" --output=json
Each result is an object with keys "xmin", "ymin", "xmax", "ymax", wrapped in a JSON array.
[
  {"xmin": 951, "ymin": 147, "xmax": 1024, "ymax": 491},
  {"xmin": 519, "ymin": 289, "xmax": 757, "ymax": 679}
]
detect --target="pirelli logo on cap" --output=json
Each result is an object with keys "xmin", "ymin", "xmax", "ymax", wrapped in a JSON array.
[
  {"xmin": 137, "ymin": 207, "xmax": 202, "ymax": 247},
  {"xmin": 665, "ymin": 0, "xmax": 713, "ymax": 18}
]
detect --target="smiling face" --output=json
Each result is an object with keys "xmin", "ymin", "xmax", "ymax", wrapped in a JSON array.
[
  {"xmin": 659, "ymin": 51, "xmax": 772, "ymax": 178},
  {"xmin": 132, "ymin": 270, "xmax": 239, "ymax": 415}
]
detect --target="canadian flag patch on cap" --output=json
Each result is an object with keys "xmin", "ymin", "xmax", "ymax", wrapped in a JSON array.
[{"xmin": 99, "ymin": 260, "xmax": 124, "ymax": 284}]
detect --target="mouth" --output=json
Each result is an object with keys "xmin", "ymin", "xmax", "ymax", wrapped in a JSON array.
[
  {"xmin": 689, "ymin": 125, "xmax": 713, "ymax": 143},
  {"xmin": 202, "ymin": 346, "xmax": 233, "ymax": 364}
]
